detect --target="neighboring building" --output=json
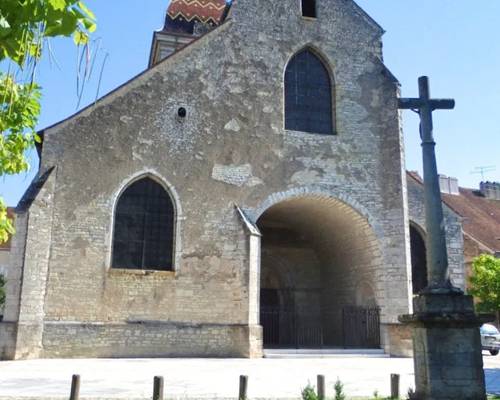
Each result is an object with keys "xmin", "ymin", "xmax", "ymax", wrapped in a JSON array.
[
  {"xmin": 408, "ymin": 171, "xmax": 500, "ymax": 289},
  {"xmin": 0, "ymin": 0, "xmax": 466, "ymax": 360},
  {"xmin": 439, "ymin": 179, "xmax": 500, "ymax": 283},
  {"xmin": 406, "ymin": 173, "xmax": 465, "ymax": 293}
]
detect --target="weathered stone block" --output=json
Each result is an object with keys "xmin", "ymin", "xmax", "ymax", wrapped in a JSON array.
[
  {"xmin": 0, "ymin": 322, "xmax": 16, "ymax": 360},
  {"xmin": 401, "ymin": 294, "xmax": 487, "ymax": 400}
]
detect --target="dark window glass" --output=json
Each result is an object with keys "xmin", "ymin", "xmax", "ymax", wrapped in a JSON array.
[
  {"xmin": 285, "ymin": 49, "xmax": 333, "ymax": 135},
  {"xmin": 112, "ymin": 178, "xmax": 174, "ymax": 271},
  {"xmin": 302, "ymin": 0, "xmax": 317, "ymax": 18}
]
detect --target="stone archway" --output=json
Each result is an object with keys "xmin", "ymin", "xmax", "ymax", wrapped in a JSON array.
[
  {"xmin": 410, "ymin": 223, "xmax": 428, "ymax": 294},
  {"xmin": 256, "ymin": 194, "xmax": 383, "ymax": 349}
]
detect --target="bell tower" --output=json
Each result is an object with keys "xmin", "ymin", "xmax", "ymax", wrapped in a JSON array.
[{"xmin": 149, "ymin": 0, "xmax": 231, "ymax": 67}]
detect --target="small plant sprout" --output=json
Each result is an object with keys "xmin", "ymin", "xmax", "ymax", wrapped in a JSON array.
[
  {"xmin": 334, "ymin": 378, "xmax": 346, "ymax": 400},
  {"xmin": 301, "ymin": 383, "xmax": 318, "ymax": 400}
]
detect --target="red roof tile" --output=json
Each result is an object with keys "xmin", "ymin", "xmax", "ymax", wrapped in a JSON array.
[
  {"xmin": 441, "ymin": 188, "xmax": 500, "ymax": 252},
  {"xmin": 407, "ymin": 172, "xmax": 500, "ymax": 252}
]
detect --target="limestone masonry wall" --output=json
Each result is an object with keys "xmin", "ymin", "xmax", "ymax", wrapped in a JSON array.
[
  {"xmin": 4, "ymin": 0, "xmax": 418, "ymax": 358},
  {"xmin": 407, "ymin": 177, "xmax": 466, "ymax": 290},
  {"xmin": 42, "ymin": 322, "xmax": 259, "ymax": 358}
]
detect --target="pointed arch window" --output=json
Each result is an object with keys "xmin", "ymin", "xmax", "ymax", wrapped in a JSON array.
[
  {"xmin": 285, "ymin": 49, "xmax": 334, "ymax": 135},
  {"xmin": 112, "ymin": 177, "xmax": 175, "ymax": 271}
]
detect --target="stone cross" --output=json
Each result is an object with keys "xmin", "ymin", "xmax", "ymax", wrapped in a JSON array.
[
  {"xmin": 398, "ymin": 76, "xmax": 460, "ymax": 293},
  {"xmin": 399, "ymin": 77, "xmax": 489, "ymax": 400}
]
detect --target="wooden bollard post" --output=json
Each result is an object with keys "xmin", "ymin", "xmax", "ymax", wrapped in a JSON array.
[
  {"xmin": 69, "ymin": 374, "xmax": 80, "ymax": 400},
  {"xmin": 153, "ymin": 376, "xmax": 164, "ymax": 400},
  {"xmin": 239, "ymin": 375, "xmax": 248, "ymax": 400},
  {"xmin": 317, "ymin": 375, "xmax": 325, "ymax": 400},
  {"xmin": 390, "ymin": 374, "xmax": 400, "ymax": 399}
]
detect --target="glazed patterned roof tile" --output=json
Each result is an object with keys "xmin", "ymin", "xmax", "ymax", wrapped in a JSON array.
[{"xmin": 167, "ymin": 0, "xmax": 228, "ymax": 25}]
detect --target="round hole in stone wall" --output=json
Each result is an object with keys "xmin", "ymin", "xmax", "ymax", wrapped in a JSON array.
[{"xmin": 178, "ymin": 107, "xmax": 187, "ymax": 118}]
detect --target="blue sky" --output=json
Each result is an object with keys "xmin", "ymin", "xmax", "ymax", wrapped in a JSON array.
[{"xmin": 1, "ymin": 0, "xmax": 500, "ymax": 206}]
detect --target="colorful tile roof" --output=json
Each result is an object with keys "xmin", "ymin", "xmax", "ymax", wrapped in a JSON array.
[{"xmin": 164, "ymin": 0, "xmax": 229, "ymax": 34}]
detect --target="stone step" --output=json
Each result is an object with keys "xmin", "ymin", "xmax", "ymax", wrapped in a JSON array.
[{"xmin": 263, "ymin": 348, "xmax": 388, "ymax": 358}]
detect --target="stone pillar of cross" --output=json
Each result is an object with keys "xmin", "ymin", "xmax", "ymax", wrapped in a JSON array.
[
  {"xmin": 399, "ymin": 76, "xmax": 460, "ymax": 293},
  {"xmin": 399, "ymin": 76, "xmax": 490, "ymax": 400}
]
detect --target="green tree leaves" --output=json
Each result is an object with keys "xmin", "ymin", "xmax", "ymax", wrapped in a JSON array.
[
  {"xmin": 0, "ymin": 0, "xmax": 96, "ymax": 64},
  {"xmin": 0, "ymin": 0, "xmax": 95, "ymax": 243},
  {"xmin": 0, "ymin": 200, "xmax": 14, "ymax": 245},
  {"xmin": 468, "ymin": 254, "xmax": 500, "ymax": 314}
]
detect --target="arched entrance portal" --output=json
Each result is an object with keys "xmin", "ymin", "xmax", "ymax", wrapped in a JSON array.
[
  {"xmin": 257, "ymin": 195, "xmax": 382, "ymax": 349},
  {"xmin": 410, "ymin": 224, "xmax": 428, "ymax": 294}
]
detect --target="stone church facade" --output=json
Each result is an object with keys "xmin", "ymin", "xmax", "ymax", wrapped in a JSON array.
[{"xmin": 0, "ymin": 0, "xmax": 465, "ymax": 359}]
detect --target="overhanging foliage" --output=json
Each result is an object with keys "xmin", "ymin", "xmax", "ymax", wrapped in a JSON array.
[{"xmin": 0, "ymin": 0, "xmax": 96, "ymax": 243}]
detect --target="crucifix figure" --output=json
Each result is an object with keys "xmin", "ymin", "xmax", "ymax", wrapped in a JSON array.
[
  {"xmin": 399, "ymin": 77, "xmax": 489, "ymax": 400},
  {"xmin": 399, "ymin": 76, "xmax": 461, "ymax": 293}
]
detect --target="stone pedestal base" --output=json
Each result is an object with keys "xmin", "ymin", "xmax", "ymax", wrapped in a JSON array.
[
  {"xmin": 382, "ymin": 323, "xmax": 414, "ymax": 357},
  {"xmin": 400, "ymin": 294, "xmax": 489, "ymax": 400},
  {"xmin": 0, "ymin": 322, "xmax": 17, "ymax": 360}
]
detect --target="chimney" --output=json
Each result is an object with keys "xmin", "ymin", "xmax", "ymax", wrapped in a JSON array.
[
  {"xmin": 480, "ymin": 181, "xmax": 500, "ymax": 200},
  {"xmin": 439, "ymin": 175, "xmax": 460, "ymax": 196}
]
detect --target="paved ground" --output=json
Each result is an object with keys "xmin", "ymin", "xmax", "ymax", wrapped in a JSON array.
[
  {"xmin": 0, "ymin": 353, "xmax": 498, "ymax": 399},
  {"xmin": 485, "ymin": 353, "xmax": 500, "ymax": 396}
]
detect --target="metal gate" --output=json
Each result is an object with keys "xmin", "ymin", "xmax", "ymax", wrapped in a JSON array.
[
  {"xmin": 260, "ymin": 306, "xmax": 283, "ymax": 347},
  {"xmin": 260, "ymin": 287, "xmax": 381, "ymax": 349},
  {"xmin": 342, "ymin": 306, "xmax": 381, "ymax": 348},
  {"xmin": 260, "ymin": 306, "xmax": 323, "ymax": 348}
]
